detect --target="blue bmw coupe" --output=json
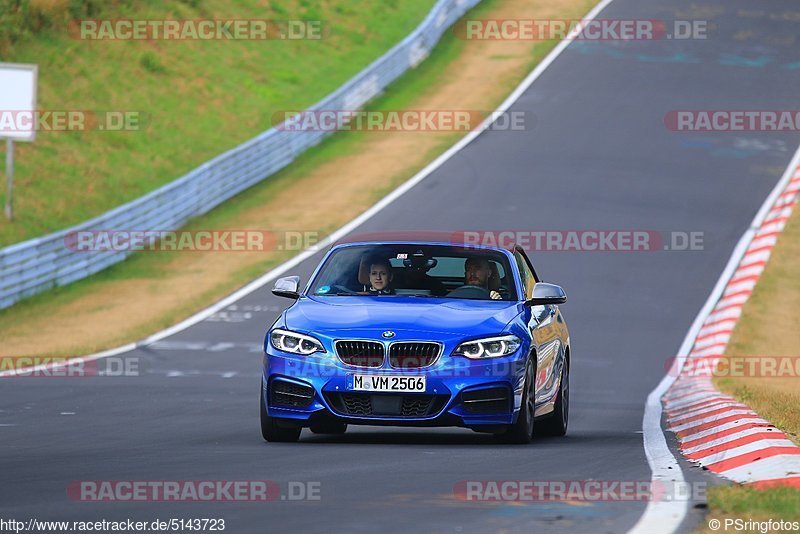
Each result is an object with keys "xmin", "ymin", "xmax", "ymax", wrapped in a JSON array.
[{"xmin": 261, "ymin": 237, "xmax": 570, "ymax": 443}]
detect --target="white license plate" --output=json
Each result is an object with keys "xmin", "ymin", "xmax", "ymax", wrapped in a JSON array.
[{"xmin": 348, "ymin": 374, "xmax": 426, "ymax": 392}]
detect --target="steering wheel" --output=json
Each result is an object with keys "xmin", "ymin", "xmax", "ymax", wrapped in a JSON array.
[{"xmin": 446, "ymin": 285, "xmax": 491, "ymax": 299}]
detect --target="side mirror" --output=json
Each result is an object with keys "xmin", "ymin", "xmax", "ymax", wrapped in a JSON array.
[
  {"xmin": 272, "ymin": 276, "xmax": 301, "ymax": 299},
  {"xmin": 525, "ymin": 282, "xmax": 566, "ymax": 306}
]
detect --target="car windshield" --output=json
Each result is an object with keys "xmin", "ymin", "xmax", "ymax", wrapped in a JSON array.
[{"xmin": 309, "ymin": 244, "xmax": 517, "ymax": 300}]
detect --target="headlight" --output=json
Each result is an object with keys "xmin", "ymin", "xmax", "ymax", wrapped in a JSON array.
[
  {"xmin": 453, "ymin": 335, "xmax": 521, "ymax": 359},
  {"xmin": 270, "ymin": 328, "xmax": 324, "ymax": 355}
]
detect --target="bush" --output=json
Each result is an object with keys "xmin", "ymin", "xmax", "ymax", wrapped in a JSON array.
[{"xmin": 140, "ymin": 51, "xmax": 166, "ymax": 74}]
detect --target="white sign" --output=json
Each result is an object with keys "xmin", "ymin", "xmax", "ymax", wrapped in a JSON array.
[{"xmin": 0, "ymin": 63, "xmax": 38, "ymax": 142}]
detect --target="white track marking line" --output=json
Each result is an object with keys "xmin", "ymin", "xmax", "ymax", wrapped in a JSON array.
[
  {"xmin": 668, "ymin": 402, "xmax": 746, "ymax": 422},
  {"xmin": 668, "ymin": 400, "xmax": 744, "ymax": 417},
  {"xmin": 668, "ymin": 410, "xmax": 757, "ymax": 433},
  {"xmin": 664, "ymin": 384, "xmax": 715, "ymax": 398},
  {"xmin": 680, "ymin": 418, "xmax": 773, "ymax": 445},
  {"xmin": 689, "ymin": 344, "xmax": 730, "ymax": 359},
  {"xmin": 692, "ymin": 439, "xmax": 797, "ymax": 465},
  {"xmin": 718, "ymin": 456, "xmax": 800, "ymax": 484},
  {"xmin": 697, "ymin": 318, "xmax": 739, "ymax": 336},
  {"xmin": 694, "ymin": 334, "xmax": 731, "ymax": 350},
  {"xmin": 664, "ymin": 396, "xmax": 727, "ymax": 411},
  {"xmin": 682, "ymin": 427, "xmax": 785, "ymax": 456},
  {"xmin": 663, "ymin": 391, "xmax": 723, "ymax": 409},
  {"xmin": 665, "ymin": 398, "xmax": 731, "ymax": 413},
  {"xmin": 739, "ymin": 249, "xmax": 771, "ymax": 267}
]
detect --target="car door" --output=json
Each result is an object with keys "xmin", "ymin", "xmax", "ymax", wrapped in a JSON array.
[{"xmin": 514, "ymin": 248, "xmax": 565, "ymax": 410}]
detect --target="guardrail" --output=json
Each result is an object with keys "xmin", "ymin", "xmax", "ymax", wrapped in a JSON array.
[{"xmin": 0, "ymin": 0, "xmax": 481, "ymax": 310}]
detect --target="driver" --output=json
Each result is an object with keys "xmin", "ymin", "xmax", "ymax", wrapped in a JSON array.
[
  {"xmin": 465, "ymin": 257, "xmax": 502, "ymax": 300},
  {"xmin": 367, "ymin": 258, "xmax": 395, "ymax": 295}
]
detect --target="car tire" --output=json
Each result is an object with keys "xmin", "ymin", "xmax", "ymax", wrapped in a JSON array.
[
  {"xmin": 309, "ymin": 420, "xmax": 348, "ymax": 435},
  {"xmin": 536, "ymin": 357, "xmax": 569, "ymax": 437},
  {"xmin": 260, "ymin": 387, "xmax": 301, "ymax": 443},
  {"xmin": 494, "ymin": 358, "xmax": 535, "ymax": 444}
]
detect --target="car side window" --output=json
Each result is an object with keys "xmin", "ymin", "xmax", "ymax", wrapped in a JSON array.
[{"xmin": 514, "ymin": 250, "xmax": 536, "ymax": 300}]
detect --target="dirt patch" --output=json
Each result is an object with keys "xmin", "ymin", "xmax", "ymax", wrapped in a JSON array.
[{"xmin": 1, "ymin": 0, "xmax": 594, "ymax": 358}]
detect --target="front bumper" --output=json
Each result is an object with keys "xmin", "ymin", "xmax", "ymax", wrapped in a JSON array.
[{"xmin": 263, "ymin": 346, "xmax": 528, "ymax": 429}]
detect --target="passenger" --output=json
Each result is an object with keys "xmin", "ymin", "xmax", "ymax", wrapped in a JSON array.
[
  {"xmin": 464, "ymin": 257, "xmax": 502, "ymax": 300},
  {"xmin": 367, "ymin": 258, "xmax": 395, "ymax": 295}
]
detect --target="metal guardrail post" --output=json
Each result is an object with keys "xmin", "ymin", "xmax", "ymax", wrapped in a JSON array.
[{"xmin": 4, "ymin": 139, "xmax": 12, "ymax": 221}]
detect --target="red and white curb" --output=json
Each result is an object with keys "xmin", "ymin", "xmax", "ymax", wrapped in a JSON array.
[{"xmin": 663, "ymin": 168, "xmax": 800, "ymax": 487}]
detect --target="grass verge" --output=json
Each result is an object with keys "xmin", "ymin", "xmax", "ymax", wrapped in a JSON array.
[{"xmin": 697, "ymin": 485, "xmax": 800, "ymax": 533}]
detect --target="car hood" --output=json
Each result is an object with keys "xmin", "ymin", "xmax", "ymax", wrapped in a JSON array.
[{"xmin": 284, "ymin": 295, "xmax": 523, "ymax": 338}]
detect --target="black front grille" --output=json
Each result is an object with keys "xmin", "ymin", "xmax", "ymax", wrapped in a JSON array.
[
  {"xmin": 401, "ymin": 396, "xmax": 435, "ymax": 417},
  {"xmin": 335, "ymin": 341, "xmax": 385, "ymax": 367},
  {"xmin": 326, "ymin": 393, "xmax": 447, "ymax": 418},
  {"xmin": 461, "ymin": 387, "xmax": 511, "ymax": 414},
  {"xmin": 270, "ymin": 380, "xmax": 315, "ymax": 407},
  {"xmin": 389, "ymin": 342, "xmax": 440, "ymax": 368},
  {"xmin": 342, "ymin": 394, "xmax": 373, "ymax": 415}
]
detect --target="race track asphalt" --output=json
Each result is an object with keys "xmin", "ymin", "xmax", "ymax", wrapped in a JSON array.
[{"xmin": 3, "ymin": 0, "xmax": 800, "ymax": 532}]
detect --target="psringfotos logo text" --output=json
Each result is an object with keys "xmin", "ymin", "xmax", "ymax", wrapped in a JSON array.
[{"xmin": 709, "ymin": 519, "xmax": 800, "ymax": 533}]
